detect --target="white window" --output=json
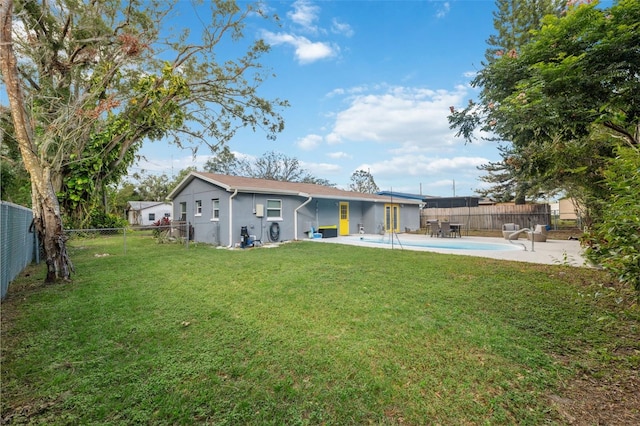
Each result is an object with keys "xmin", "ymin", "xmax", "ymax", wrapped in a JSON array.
[
  {"xmin": 266, "ymin": 199, "xmax": 282, "ymax": 220},
  {"xmin": 211, "ymin": 199, "xmax": 220, "ymax": 220},
  {"xmin": 195, "ymin": 200, "xmax": 202, "ymax": 216},
  {"xmin": 179, "ymin": 202, "xmax": 187, "ymax": 221}
]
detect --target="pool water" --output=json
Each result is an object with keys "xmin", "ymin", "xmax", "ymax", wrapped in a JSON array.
[{"xmin": 353, "ymin": 236, "xmax": 521, "ymax": 251}]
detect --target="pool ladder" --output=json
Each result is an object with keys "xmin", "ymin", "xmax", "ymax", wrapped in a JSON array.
[{"xmin": 506, "ymin": 228, "xmax": 535, "ymax": 252}]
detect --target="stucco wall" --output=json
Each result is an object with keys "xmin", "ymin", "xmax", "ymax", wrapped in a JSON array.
[{"xmin": 171, "ymin": 177, "xmax": 420, "ymax": 245}]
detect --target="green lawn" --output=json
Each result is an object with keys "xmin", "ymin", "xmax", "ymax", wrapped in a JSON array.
[{"xmin": 2, "ymin": 235, "xmax": 638, "ymax": 424}]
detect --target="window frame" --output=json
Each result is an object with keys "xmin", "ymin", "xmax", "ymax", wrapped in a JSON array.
[
  {"xmin": 266, "ymin": 198, "xmax": 283, "ymax": 221},
  {"xmin": 195, "ymin": 200, "xmax": 202, "ymax": 216},
  {"xmin": 211, "ymin": 198, "xmax": 220, "ymax": 221}
]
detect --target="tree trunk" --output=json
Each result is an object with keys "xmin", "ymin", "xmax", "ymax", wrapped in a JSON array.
[{"xmin": 1, "ymin": 0, "xmax": 74, "ymax": 282}]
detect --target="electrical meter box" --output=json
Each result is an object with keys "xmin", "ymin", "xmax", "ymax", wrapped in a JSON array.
[{"xmin": 255, "ymin": 204, "xmax": 264, "ymax": 217}]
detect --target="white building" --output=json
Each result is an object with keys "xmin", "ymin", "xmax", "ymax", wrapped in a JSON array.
[{"xmin": 126, "ymin": 201, "xmax": 172, "ymax": 226}]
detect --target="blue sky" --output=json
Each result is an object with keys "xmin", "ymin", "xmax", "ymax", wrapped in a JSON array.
[
  {"xmin": 133, "ymin": 0, "xmax": 501, "ymax": 197},
  {"xmin": 0, "ymin": 0, "xmax": 503, "ymax": 197}
]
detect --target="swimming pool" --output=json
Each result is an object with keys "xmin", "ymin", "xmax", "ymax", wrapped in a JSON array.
[{"xmin": 350, "ymin": 235, "xmax": 522, "ymax": 252}]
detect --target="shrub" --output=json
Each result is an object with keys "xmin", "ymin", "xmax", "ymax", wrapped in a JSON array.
[{"xmin": 584, "ymin": 147, "xmax": 640, "ymax": 291}]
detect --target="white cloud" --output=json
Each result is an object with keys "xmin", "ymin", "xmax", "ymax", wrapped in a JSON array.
[
  {"xmin": 331, "ymin": 18, "xmax": 354, "ymax": 37},
  {"xmin": 325, "ymin": 132, "xmax": 343, "ymax": 145},
  {"xmin": 325, "ymin": 85, "xmax": 370, "ymax": 99},
  {"xmin": 261, "ymin": 31, "xmax": 337, "ymax": 64},
  {"xmin": 353, "ymin": 155, "xmax": 489, "ymax": 195},
  {"xmin": 296, "ymin": 134, "xmax": 323, "ymax": 150},
  {"xmin": 327, "ymin": 151, "xmax": 352, "ymax": 159},
  {"xmin": 303, "ymin": 161, "xmax": 342, "ymax": 176},
  {"xmin": 325, "ymin": 85, "xmax": 469, "ymax": 147},
  {"xmin": 288, "ymin": 0, "xmax": 320, "ymax": 32},
  {"xmin": 363, "ymin": 155, "xmax": 487, "ymax": 179},
  {"xmin": 435, "ymin": 2, "xmax": 451, "ymax": 19},
  {"xmin": 263, "ymin": 1, "xmax": 351, "ymax": 65}
]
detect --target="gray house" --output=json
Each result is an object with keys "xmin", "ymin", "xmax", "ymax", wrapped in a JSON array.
[{"xmin": 167, "ymin": 172, "xmax": 421, "ymax": 246}]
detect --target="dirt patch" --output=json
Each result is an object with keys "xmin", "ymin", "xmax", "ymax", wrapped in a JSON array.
[{"xmin": 550, "ymin": 371, "xmax": 640, "ymax": 425}]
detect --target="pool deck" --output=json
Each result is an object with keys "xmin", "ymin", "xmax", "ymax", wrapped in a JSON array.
[{"xmin": 311, "ymin": 233, "xmax": 588, "ymax": 267}]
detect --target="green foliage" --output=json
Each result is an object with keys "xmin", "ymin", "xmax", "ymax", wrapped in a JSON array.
[
  {"xmin": 5, "ymin": 0, "xmax": 288, "ymax": 274},
  {"xmin": 129, "ymin": 172, "xmax": 173, "ymax": 202},
  {"xmin": 448, "ymin": 0, "xmax": 640, "ymax": 289},
  {"xmin": 58, "ymin": 64, "xmax": 190, "ymax": 221},
  {"xmin": 484, "ymin": 0, "xmax": 566, "ymax": 62},
  {"xmin": 0, "ymin": 108, "xmax": 31, "ymax": 205},
  {"xmin": 454, "ymin": 0, "xmax": 568, "ymax": 202},
  {"xmin": 204, "ymin": 146, "xmax": 242, "ymax": 175},
  {"xmin": 584, "ymin": 147, "xmax": 640, "ymax": 290},
  {"xmin": 349, "ymin": 169, "xmax": 380, "ymax": 193},
  {"xmin": 64, "ymin": 209, "xmax": 128, "ymax": 230},
  {"xmin": 451, "ymin": 0, "xmax": 640, "ymax": 205}
]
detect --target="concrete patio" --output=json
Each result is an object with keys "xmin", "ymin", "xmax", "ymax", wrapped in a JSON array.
[{"xmin": 311, "ymin": 233, "xmax": 588, "ymax": 267}]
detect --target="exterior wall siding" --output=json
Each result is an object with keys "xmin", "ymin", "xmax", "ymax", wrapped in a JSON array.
[
  {"xmin": 138, "ymin": 204, "xmax": 172, "ymax": 226},
  {"xmin": 172, "ymin": 177, "xmax": 421, "ymax": 245}
]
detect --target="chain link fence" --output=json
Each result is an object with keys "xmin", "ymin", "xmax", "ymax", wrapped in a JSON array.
[
  {"xmin": 1, "ymin": 201, "xmax": 39, "ymax": 300},
  {"xmin": 65, "ymin": 223, "xmax": 193, "ymax": 256},
  {"xmin": 1, "ymin": 211, "xmax": 196, "ymax": 300}
]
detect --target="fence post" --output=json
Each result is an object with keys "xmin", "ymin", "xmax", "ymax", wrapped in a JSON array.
[
  {"xmin": 124, "ymin": 227, "xmax": 127, "ymax": 255},
  {"xmin": 34, "ymin": 232, "xmax": 40, "ymax": 264}
]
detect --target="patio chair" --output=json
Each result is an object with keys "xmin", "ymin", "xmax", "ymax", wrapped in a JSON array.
[
  {"xmin": 527, "ymin": 224, "xmax": 548, "ymax": 242},
  {"xmin": 502, "ymin": 223, "xmax": 520, "ymax": 240},
  {"xmin": 426, "ymin": 220, "xmax": 439, "ymax": 237},
  {"xmin": 439, "ymin": 221, "xmax": 452, "ymax": 238}
]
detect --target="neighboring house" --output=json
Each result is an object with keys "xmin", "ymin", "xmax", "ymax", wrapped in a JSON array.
[
  {"xmin": 376, "ymin": 191, "xmax": 429, "ymax": 202},
  {"xmin": 422, "ymin": 196, "xmax": 488, "ymax": 209},
  {"xmin": 550, "ymin": 198, "xmax": 580, "ymax": 221},
  {"xmin": 126, "ymin": 201, "xmax": 173, "ymax": 226},
  {"xmin": 167, "ymin": 172, "xmax": 422, "ymax": 246},
  {"xmin": 376, "ymin": 192, "xmax": 494, "ymax": 209}
]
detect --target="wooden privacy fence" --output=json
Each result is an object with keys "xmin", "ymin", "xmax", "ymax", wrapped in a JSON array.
[{"xmin": 421, "ymin": 204, "xmax": 552, "ymax": 231}]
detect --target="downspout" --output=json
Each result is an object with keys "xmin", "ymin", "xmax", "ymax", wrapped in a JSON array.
[
  {"xmin": 294, "ymin": 195, "xmax": 313, "ymax": 240},
  {"xmin": 228, "ymin": 189, "xmax": 238, "ymax": 247}
]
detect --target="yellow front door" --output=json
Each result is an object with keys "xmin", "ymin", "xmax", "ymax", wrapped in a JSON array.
[
  {"xmin": 384, "ymin": 204, "xmax": 400, "ymax": 233},
  {"xmin": 339, "ymin": 202, "xmax": 349, "ymax": 235}
]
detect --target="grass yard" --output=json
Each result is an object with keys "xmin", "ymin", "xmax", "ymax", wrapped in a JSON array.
[{"xmin": 1, "ymin": 235, "xmax": 639, "ymax": 424}]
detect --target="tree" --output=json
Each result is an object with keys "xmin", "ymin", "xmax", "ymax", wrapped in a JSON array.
[
  {"xmin": 249, "ymin": 151, "xmax": 306, "ymax": 182},
  {"xmin": 203, "ymin": 146, "xmax": 244, "ymax": 175},
  {"xmin": 484, "ymin": 0, "xmax": 566, "ymax": 62},
  {"xmin": 243, "ymin": 151, "xmax": 334, "ymax": 186},
  {"xmin": 584, "ymin": 146, "xmax": 640, "ymax": 291},
  {"xmin": 450, "ymin": 0, "xmax": 639, "ymax": 190},
  {"xmin": 475, "ymin": 145, "xmax": 522, "ymax": 203},
  {"xmin": 349, "ymin": 169, "xmax": 379, "ymax": 194},
  {"xmin": 483, "ymin": 1, "xmax": 640, "ymax": 148},
  {"xmin": 0, "ymin": 0, "xmax": 287, "ymax": 282},
  {"xmin": 129, "ymin": 172, "xmax": 173, "ymax": 202},
  {"xmin": 450, "ymin": 0, "xmax": 640, "ymax": 289},
  {"xmin": 467, "ymin": 0, "xmax": 568, "ymax": 203}
]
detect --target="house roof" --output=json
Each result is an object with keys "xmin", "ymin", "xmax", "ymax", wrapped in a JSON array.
[
  {"xmin": 126, "ymin": 201, "xmax": 172, "ymax": 211},
  {"xmin": 168, "ymin": 172, "xmax": 422, "ymax": 204}
]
